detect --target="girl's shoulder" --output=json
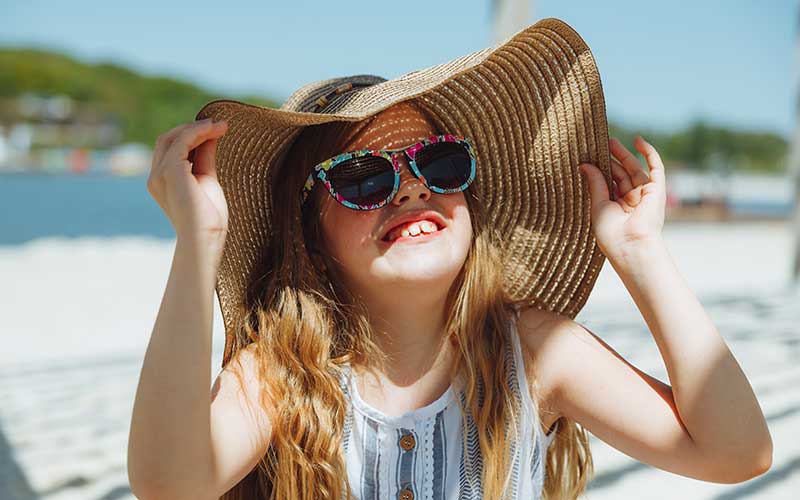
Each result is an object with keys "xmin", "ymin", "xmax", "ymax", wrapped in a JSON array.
[{"xmin": 512, "ymin": 305, "xmax": 571, "ymax": 434}]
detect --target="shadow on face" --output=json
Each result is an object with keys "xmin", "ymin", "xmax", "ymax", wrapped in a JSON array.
[{"xmin": 304, "ymin": 101, "xmax": 473, "ymax": 296}]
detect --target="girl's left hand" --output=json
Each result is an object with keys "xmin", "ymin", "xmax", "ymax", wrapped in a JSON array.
[{"xmin": 578, "ymin": 136, "xmax": 667, "ymax": 261}]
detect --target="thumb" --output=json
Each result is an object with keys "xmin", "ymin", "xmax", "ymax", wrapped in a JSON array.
[
  {"xmin": 578, "ymin": 163, "xmax": 610, "ymax": 209},
  {"xmin": 193, "ymin": 136, "xmax": 220, "ymax": 180}
]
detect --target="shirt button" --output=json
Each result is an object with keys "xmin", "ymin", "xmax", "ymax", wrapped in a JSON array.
[
  {"xmin": 399, "ymin": 488, "xmax": 414, "ymax": 500},
  {"xmin": 399, "ymin": 433, "xmax": 416, "ymax": 451}
]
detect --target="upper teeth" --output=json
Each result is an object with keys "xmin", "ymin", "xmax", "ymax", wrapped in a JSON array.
[{"xmin": 387, "ymin": 220, "xmax": 439, "ymax": 241}]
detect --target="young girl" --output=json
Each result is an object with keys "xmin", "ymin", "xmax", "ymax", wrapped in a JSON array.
[{"xmin": 128, "ymin": 19, "xmax": 772, "ymax": 500}]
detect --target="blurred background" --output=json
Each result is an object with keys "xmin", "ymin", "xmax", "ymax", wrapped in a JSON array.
[{"xmin": 0, "ymin": 1, "xmax": 798, "ymax": 499}]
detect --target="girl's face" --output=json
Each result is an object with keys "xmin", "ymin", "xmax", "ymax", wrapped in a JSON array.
[{"xmin": 314, "ymin": 103, "xmax": 473, "ymax": 297}]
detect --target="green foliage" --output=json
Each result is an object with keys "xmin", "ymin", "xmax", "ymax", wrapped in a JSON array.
[
  {"xmin": 608, "ymin": 119, "xmax": 788, "ymax": 174},
  {"xmin": 0, "ymin": 47, "xmax": 280, "ymax": 145}
]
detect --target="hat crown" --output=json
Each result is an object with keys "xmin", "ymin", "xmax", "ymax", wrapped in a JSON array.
[{"xmin": 281, "ymin": 74, "xmax": 387, "ymax": 114}]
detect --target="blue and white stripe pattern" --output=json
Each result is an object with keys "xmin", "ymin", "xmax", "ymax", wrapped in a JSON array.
[{"xmin": 339, "ymin": 311, "xmax": 559, "ymax": 499}]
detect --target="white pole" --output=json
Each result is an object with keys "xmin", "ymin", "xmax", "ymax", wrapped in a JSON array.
[
  {"xmin": 492, "ymin": 0, "xmax": 535, "ymax": 45},
  {"xmin": 791, "ymin": 4, "xmax": 800, "ymax": 284}
]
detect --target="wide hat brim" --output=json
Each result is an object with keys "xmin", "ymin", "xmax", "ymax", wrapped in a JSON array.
[{"xmin": 195, "ymin": 17, "xmax": 614, "ymax": 369}]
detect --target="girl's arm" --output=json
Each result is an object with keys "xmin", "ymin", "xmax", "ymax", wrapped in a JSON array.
[
  {"xmin": 128, "ymin": 238, "xmax": 273, "ymax": 500},
  {"xmin": 128, "ymin": 237, "xmax": 220, "ymax": 499},
  {"xmin": 522, "ymin": 302, "xmax": 771, "ymax": 484},
  {"xmin": 597, "ymin": 139, "xmax": 772, "ymax": 467},
  {"xmin": 129, "ymin": 119, "xmax": 272, "ymax": 499},
  {"xmin": 535, "ymin": 136, "xmax": 772, "ymax": 483},
  {"xmin": 615, "ymin": 235, "xmax": 771, "ymax": 471}
]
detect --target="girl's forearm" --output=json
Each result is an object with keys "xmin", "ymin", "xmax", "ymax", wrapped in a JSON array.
[
  {"xmin": 609, "ymin": 237, "xmax": 772, "ymax": 470},
  {"xmin": 128, "ymin": 237, "xmax": 222, "ymax": 499}
]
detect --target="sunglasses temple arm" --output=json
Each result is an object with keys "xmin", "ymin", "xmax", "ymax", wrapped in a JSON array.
[{"xmin": 301, "ymin": 172, "xmax": 316, "ymax": 204}]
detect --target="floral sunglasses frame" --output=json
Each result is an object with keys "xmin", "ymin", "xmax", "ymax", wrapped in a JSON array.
[{"xmin": 300, "ymin": 134, "xmax": 477, "ymax": 211}]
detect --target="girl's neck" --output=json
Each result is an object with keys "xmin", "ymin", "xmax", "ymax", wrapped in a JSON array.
[
  {"xmin": 363, "ymin": 291, "xmax": 452, "ymax": 384},
  {"xmin": 346, "ymin": 292, "xmax": 457, "ymax": 411},
  {"xmin": 354, "ymin": 327, "xmax": 457, "ymax": 417}
]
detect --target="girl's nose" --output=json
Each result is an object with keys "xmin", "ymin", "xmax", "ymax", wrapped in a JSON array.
[{"xmin": 391, "ymin": 155, "xmax": 431, "ymax": 206}]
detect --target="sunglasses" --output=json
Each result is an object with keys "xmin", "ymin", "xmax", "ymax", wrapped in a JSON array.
[{"xmin": 301, "ymin": 134, "xmax": 477, "ymax": 211}]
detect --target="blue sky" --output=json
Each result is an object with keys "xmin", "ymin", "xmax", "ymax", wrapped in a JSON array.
[{"xmin": 2, "ymin": 0, "xmax": 797, "ymax": 138}]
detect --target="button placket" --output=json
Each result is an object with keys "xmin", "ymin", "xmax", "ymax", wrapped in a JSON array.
[{"xmin": 396, "ymin": 429, "xmax": 418, "ymax": 500}]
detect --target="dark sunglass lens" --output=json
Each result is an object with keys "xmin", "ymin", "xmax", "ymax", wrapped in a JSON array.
[
  {"xmin": 415, "ymin": 142, "xmax": 472, "ymax": 190},
  {"xmin": 327, "ymin": 155, "xmax": 395, "ymax": 206}
]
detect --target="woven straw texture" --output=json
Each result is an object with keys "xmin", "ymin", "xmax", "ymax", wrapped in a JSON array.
[{"xmin": 194, "ymin": 17, "xmax": 613, "ymax": 368}]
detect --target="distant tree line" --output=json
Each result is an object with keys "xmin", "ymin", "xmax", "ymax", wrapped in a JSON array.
[
  {"xmin": 610, "ymin": 121, "xmax": 788, "ymax": 174},
  {"xmin": 0, "ymin": 47, "xmax": 789, "ymax": 173},
  {"xmin": 0, "ymin": 48, "xmax": 278, "ymax": 146}
]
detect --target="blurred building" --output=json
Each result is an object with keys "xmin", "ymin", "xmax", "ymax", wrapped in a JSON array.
[
  {"xmin": 665, "ymin": 168, "xmax": 794, "ymax": 221},
  {"xmin": 0, "ymin": 92, "xmax": 151, "ymax": 175}
]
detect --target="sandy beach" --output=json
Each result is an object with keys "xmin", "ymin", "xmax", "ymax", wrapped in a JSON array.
[{"xmin": 0, "ymin": 219, "xmax": 797, "ymax": 499}]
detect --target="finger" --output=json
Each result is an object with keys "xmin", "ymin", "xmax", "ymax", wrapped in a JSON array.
[
  {"xmin": 578, "ymin": 162, "xmax": 610, "ymax": 210},
  {"xmin": 153, "ymin": 120, "xmax": 207, "ymax": 170},
  {"xmin": 193, "ymin": 122, "xmax": 228, "ymax": 179},
  {"xmin": 633, "ymin": 136, "xmax": 666, "ymax": 187},
  {"xmin": 609, "ymin": 137, "xmax": 651, "ymax": 187},
  {"xmin": 612, "ymin": 179, "xmax": 621, "ymax": 200},
  {"xmin": 610, "ymin": 157, "xmax": 633, "ymax": 195},
  {"xmin": 162, "ymin": 120, "xmax": 228, "ymax": 168}
]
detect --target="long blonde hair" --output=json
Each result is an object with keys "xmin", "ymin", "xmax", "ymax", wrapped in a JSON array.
[{"xmin": 219, "ymin": 102, "xmax": 594, "ymax": 500}]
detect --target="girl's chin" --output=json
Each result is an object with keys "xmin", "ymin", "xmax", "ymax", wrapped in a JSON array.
[{"xmin": 376, "ymin": 263, "xmax": 459, "ymax": 282}]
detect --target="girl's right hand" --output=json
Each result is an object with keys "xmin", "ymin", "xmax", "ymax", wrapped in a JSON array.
[{"xmin": 147, "ymin": 118, "xmax": 230, "ymax": 245}]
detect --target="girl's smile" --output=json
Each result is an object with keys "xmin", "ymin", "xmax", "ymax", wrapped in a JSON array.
[
  {"xmin": 378, "ymin": 224, "xmax": 448, "ymax": 247},
  {"xmin": 313, "ymin": 102, "xmax": 472, "ymax": 289}
]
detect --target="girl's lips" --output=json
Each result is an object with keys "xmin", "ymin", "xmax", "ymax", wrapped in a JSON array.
[
  {"xmin": 379, "ymin": 210, "xmax": 448, "ymax": 240},
  {"xmin": 379, "ymin": 226, "xmax": 447, "ymax": 247}
]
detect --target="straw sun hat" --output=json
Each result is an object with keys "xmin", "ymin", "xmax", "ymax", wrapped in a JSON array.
[{"xmin": 194, "ymin": 17, "xmax": 614, "ymax": 368}]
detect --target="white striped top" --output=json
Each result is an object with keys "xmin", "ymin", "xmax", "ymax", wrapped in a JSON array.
[{"xmin": 338, "ymin": 310, "xmax": 559, "ymax": 500}]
